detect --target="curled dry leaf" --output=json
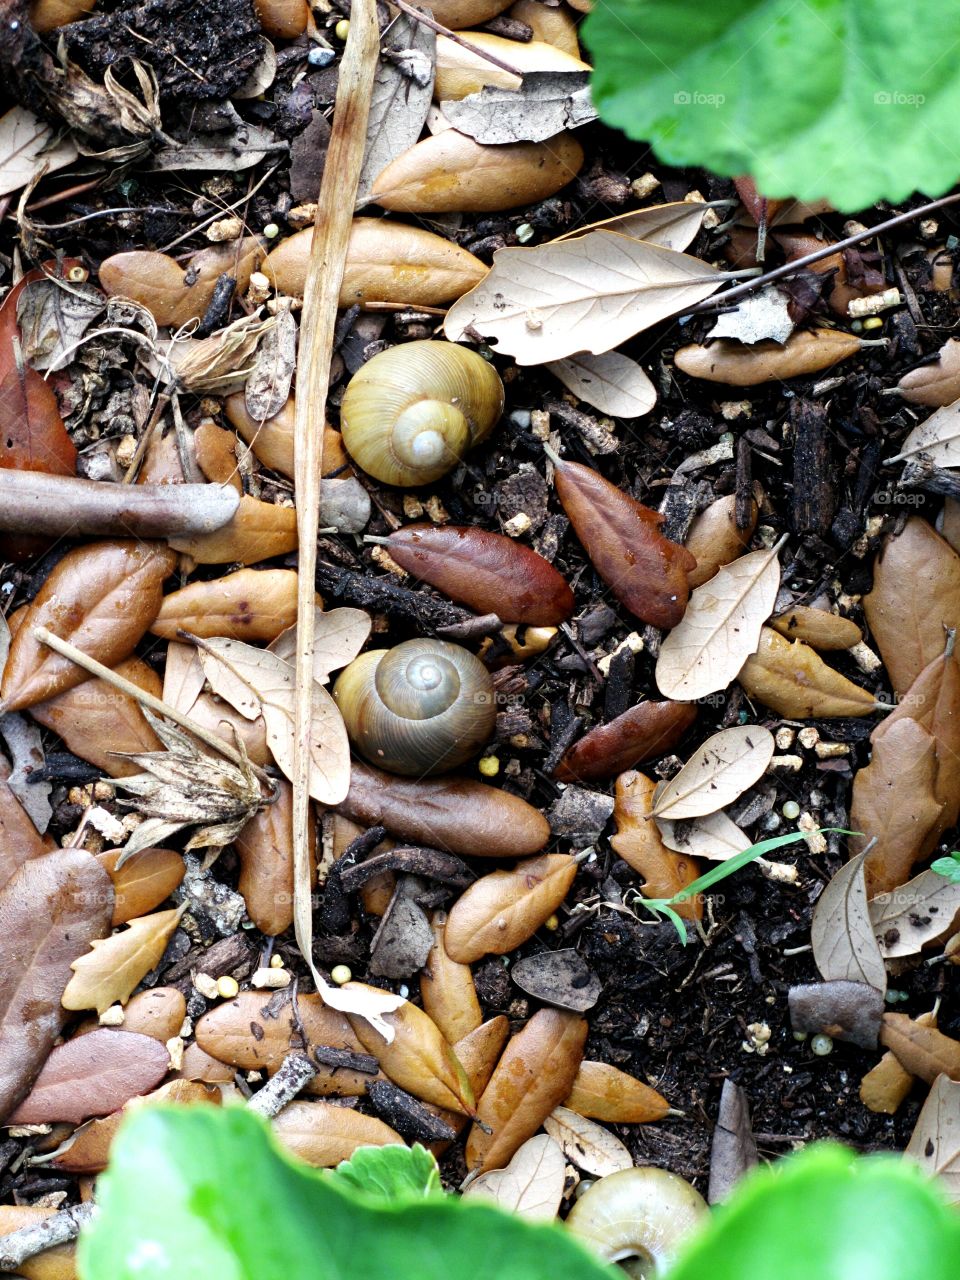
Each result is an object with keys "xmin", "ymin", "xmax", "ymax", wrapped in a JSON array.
[
  {"xmin": 62, "ymin": 905, "xmax": 186, "ymax": 1015},
  {"xmin": 849, "ymin": 719, "xmax": 944, "ymax": 898},
  {"xmin": 551, "ymin": 454, "xmax": 695, "ymax": 628},
  {"xmin": 370, "ymin": 129, "xmax": 583, "ymax": 214},
  {"xmin": 510, "ymin": 949, "xmax": 600, "ymax": 1013},
  {"xmin": 0, "ymin": 105, "xmax": 78, "ymax": 195},
  {"xmin": 609, "ymin": 771, "xmax": 701, "ymax": 921},
  {"xmin": 651, "ymin": 726, "xmax": 775, "ymax": 820},
  {"xmin": 269, "ymin": 605, "xmax": 372, "ymax": 685},
  {"xmin": 384, "ymin": 525, "xmax": 574, "ymax": 625},
  {"xmin": 442, "ymin": 71, "xmax": 596, "ymax": 146},
  {"xmin": 178, "ymin": 1043, "xmax": 236, "ymax": 1085},
  {"xmin": 152, "ymin": 569, "xmax": 302, "ymax": 643},
  {"xmin": 546, "ymin": 350, "xmax": 657, "ymax": 419},
  {"xmin": 905, "ymin": 1073, "xmax": 960, "ymax": 1202},
  {"xmin": 737, "ymin": 626, "xmax": 878, "ymax": 718},
  {"xmin": 553, "ymin": 200, "xmax": 712, "ymax": 253},
  {"xmin": 8, "ymin": 1028, "xmax": 169, "ymax": 1124},
  {"xmin": 263, "ymin": 218, "xmax": 487, "ymax": 309},
  {"xmin": 810, "ymin": 851, "xmax": 886, "ymax": 995},
  {"xmin": 420, "ymin": 910, "xmax": 484, "ymax": 1045},
  {"xmin": 235, "ymin": 778, "xmax": 315, "ymax": 937},
  {"xmin": 0, "ymin": 540, "xmax": 176, "ymax": 713},
  {"xmin": 466, "ymin": 1008, "xmax": 587, "ymax": 1172},
  {"xmin": 433, "ymin": 32, "xmax": 588, "ymax": 100},
  {"xmin": 656, "ymin": 807, "xmax": 751, "ymax": 863},
  {"xmin": 564, "ymin": 1059, "xmax": 670, "ymax": 1124},
  {"xmin": 445, "ymin": 230, "xmax": 724, "ymax": 365},
  {"xmin": 245, "ymin": 300, "xmax": 297, "ymax": 422},
  {"xmin": 543, "ymin": 1105, "xmax": 632, "ymax": 1177},
  {"xmin": 29, "ymin": 655, "xmax": 162, "ymax": 779},
  {"xmin": 870, "ymin": 869, "xmax": 960, "ymax": 958},
  {"xmin": 769, "ymin": 606, "xmax": 862, "ymax": 651},
  {"xmin": 861, "ymin": 1011, "xmax": 938, "ymax": 1116},
  {"xmin": 191, "ymin": 421, "xmax": 243, "ymax": 491},
  {"xmin": 345, "ymin": 983, "xmax": 475, "ymax": 1115},
  {"xmin": 443, "ymin": 854, "xmax": 578, "ymax": 963},
  {"xmin": 336, "ymin": 759, "xmax": 550, "ymax": 859},
  {"xmin": 254, "ymin": 0, "xmax": 308, "ymax": 39},
  {"xmin": 167, "ymin": 494, "xmax": 299, "ymax": 565},
  {"xmin": 99, "ymin": 239, "xmax": 263, "ymax": 329},
  {"xmin": 685, "ymin": 495, "xmax": 758, "ymax": 589},
  {"xmin": 422, "ymin": 0, "xmax": 511, "ymax": 27},
  {"xmin": 895, "ymin": 338, "xmax": 960, "ymax": 407},
  {"xmin": 463, "ymin": 1134, "xmax": 566, "ymax": 1220},
  {"xmin": 656, "ymin": 539, "xmax": 783, "ymax": 701},
  {"xmin": 863, "ymin": 517, "xmax": 960, "ymax": 696},
  {"xmin": 272, "ymin": 1100, "xmax": 402, "ymax": 1167},
  {"xmin": 95, "ymin": 847, "xmax": 185, "ymax": 926},
  {"xmin": 880, "ymin": 1013, "xmax": 960, "ymax": 1084},
  {"xmin": 0, "ymin": 849, "xmax": 113, "ymax": 1122},
  {"xmin": 674, "ymin": 330, "xmax": 870, "ymax": 386},
  {"xmin": 554, "ymin": 701, "xmax": 696, "ymax": 784},
  {"xmin": 788, "ymin": 980, "xmax": 884, "ymax": 1050}
]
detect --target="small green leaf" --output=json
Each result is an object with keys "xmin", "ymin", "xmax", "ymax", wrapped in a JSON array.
[
  {"xmin": 584, "ymin": 0, "xmax": 960, "ymax": 211},
  {"xmin": 329, "ymin": 1144, "xmax": 443, "ymax": 1201},
  {"xmin": 932, "ymin": 853, "xmax": 960, "ymax": 884}
]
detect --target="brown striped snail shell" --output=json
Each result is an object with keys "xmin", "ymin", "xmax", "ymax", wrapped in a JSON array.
[
  {"xmin": 339, "ymin": 340, "xmax": 504, "ymax": 487},
  {"xmin": 332, "ymin": 639, "xmax": 496, "ymax": 776}
]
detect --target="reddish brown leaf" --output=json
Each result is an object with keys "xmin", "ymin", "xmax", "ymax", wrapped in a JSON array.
[
  {"xmin": 234, "ymin": 778, "xmax": 316, "ymax": 936},
  {"xmin": 550, "ymin": 455, "xmax": 695, "ymax": 628},
  {"xmin": 8, "ymin": 1028, "xmax": 170, "ymax": 1123},
  {"xmin": 0, "ymin": 539, "xmax": 177, "ymax": 712},
  {"xmin": 609, "ymin": 770, "xmax": 701, "ymax": 921},
  {"xmin": 96, "ymin": 847, "xmax": 186, "ymax": 926},
  {"xmin": 120, "ymin": 987, "xmax": 187, "ymax": 1042},
  {"xmin": 554, "ymin": 700, "xmax": 696, "ymax": 783},
  {"xmin": 385, "ymin": 524, "xmax": 574, "ymax": 625},
  {"xmin": 0, "ymin": 849, "xmax": 113, "ymax": 1122},
  {"xmin": 0, "ymin": 758, "xmax": 54, "ymax": 892}
]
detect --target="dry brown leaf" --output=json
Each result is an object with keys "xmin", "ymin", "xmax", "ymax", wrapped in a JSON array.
[
  {"xmin": 0, "ymin": 104, "xmax": 78, "ymax": 197},
  {"xmin": 443, "ymin": 854, "xmax": 578, "ymax": 963},
  {"xmin": 181, "ymin": 692, "xmax": 271, "ymax": 766},
  {"xmin": 564, "ymin": 1059, "xmax": 670, "ymax": 1123},
  {"xmin": 272, "ymin": 1099, "xmax": 402, "ymax": 1167},
  {"xmin": 0, "ymin": 541, "xmax": 176, "ymax": 713},
  {"xmin": 656, "ymin": 539, "xmax": 783, "ymax": 701},
  {"xmin": 234, "ymin": 778, "xmax": 315, "ymax": 936},
  {"xmin": 610, "ymin": 771, "xmax": 701, "ymax": 921},
  {"xmin": 121, "ymin": 987, "xmax": 186, "ymax": 1042},
  {"xmin": 0, "ymin": 761, "xmax": 54, "ymax": 892},
  {"xmin": 543, "ymin": 1104, "xmax": 632, "ymax": 1177},
  {"xmin": 546, "ymin": 350, "xmax": 656, "ymax": 419},
  {"xmin": 738, "ymin": 626, "xmax": 878, "ymax": 718},
  {"xmin": 0, "ymin": 1205, "xmax": 76, "ymax": 1280},
  {"xmin": 810, "ymin": 851, "xmax": 886, "ymax": 994},
  {"xmin": 8, "ymin": 1028, "xmax": 169, "ymax": 1124},
  {"xmin": 895, "ymin": 338, "xmax": 960, "ymax": 407},
  {"xmin": 99, "ymin": 239, "xmax": 263, "ymax": 329},
  {"xmin": 770, "ymin": 606, "xmax": 862, "ymax": 650},
  {"xmin": 880, "ymin": 1013, "xmax": 960, "ymax": 1084},
  {"xmin": 870, "ymin": 870, "xmax": 960, "ymax": 958},
  {"xmin": 0, "ymin": 849, "xmax": 113, "ymax": 1122},
  {"xmin": 62, "ymin": 904, "xmax": 186, "ymax": 1015},
  {"xmin": 905, "ymin": 1073, "xmax": 960, "ymax": 1202},
  {"xmin": 709, "ymin": 1078, "xmax": 758, "ymax": 1205},
  {"xmin": 434, "ymin": 32, "xmax": 587, "ymax": 99},
  {"xmin": 161, "ymin": 641, "xmax": 206, "ymax": 715},
  {"xmin": 861, "ymin": 1011, "xmax": 938, "ymax": 1115},
  {"xmin": 508, "ymin": 0, "xmax": 580, "ymax": 54},
  {"xmin": 674, "ymin": 330, "xmax": 869, "ymax": 385},
  {"xmin": 656, "ymin": 808, "xmax": 752, "ymax": 862},
  {"xmin": 345, "ymin": 984, "xmax": 475, "ymax": 1114},
  {"xmin": 177, "ymin": 1042, "xmax": 236, "ymax": 1084},
  {"xmin": 29, "ymin": 655, "xmax": 162, "ymax": 779},
  {"xmin": 863, "ymin": 518, "xmax": 960, "ymax": 696},
  {"xmin": 268, "ymin": 606, "xmax": 372, "ymax": 685},
  {"xmin": 849, "ymin": 719, "xmax": 944, "ymax": 898},
  {"xmin": 96, "ymin": 846, "xmax": 186, "ymax": 926},
  {"xmin": 650, "ymin": 726, "xmax": 775, "ymax": 820},
  {"xmin": 445, "ymin": 231, "xmax": 724, "ymax": 365},
  {"xmin": 462, "ymin": 1134, "xmax": 566, "ymax": 1220},
  {"xmin": 888, "ymin": 401, "xmax": 960, "ymax": 468},
  {"xmin": 167, "ymin": 494, "xmax": 298, "ymax": 566},
  {"xmin": 685, "ymin": 495, "xmax": 757, "ymax": 589},
  {"xmin": 553, "ymin": 201, "xmax": 712, "ymax": 252},
  {"xmin": 554, "ymin": 701, "xmax": 696, "ymax": 785},
  {"xmin": 193, "ymin": 419, "xmax": 243, "ymax": 489},
  {"xmin": 420, "ymin": 909, "xmax": 484, "ymax": 1044},
  {"xmin": 466, "ymin": 1008, "xmax": 587, "ymax": 1172},
  {"xmin": 151, "ymin": 569, "xmax": 300, "ymax": 642}
]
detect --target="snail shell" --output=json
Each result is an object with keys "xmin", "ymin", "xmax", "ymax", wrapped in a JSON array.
[
  {"xmin": 339, "ymin": 340, "xmax": 504, "ymax": 486},
  {"xmin": 333, "ymin": 639, "xmax": 496, "ymax": 776},
  {"xmin": 565, "ymin": 1167, "xmax": 708, "ymax": 1277}
]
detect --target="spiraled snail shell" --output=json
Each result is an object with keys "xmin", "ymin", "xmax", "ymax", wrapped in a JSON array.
[
  {"xmin": 333, "ymin": 639, "xmax": 496, "ymax": 776},
  {"xmin": 339, "ymin": 340, "xmax": 504, "ymax": 486},
  {"xmin": 565, "ymin": 1167, "xmax": 708, "ymax": 1277}
]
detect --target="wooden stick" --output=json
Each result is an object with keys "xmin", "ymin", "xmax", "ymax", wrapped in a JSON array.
[
  {"xmin": 0, "ymin": 471, "xmax": 238, "ymax": 536},
  {"xmin": 0, "ymin": 1202, "xmax": 95, "ymax": 1271}
]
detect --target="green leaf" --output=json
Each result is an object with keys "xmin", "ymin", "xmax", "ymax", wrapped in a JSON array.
[
  {"xmin": 78, "ymin": 1106, "xmax": 613, "ymax": 1280},
  {"xmin": 584, "ymin": 0, "xmax": 960, "ymax": 211},
  {"xmin": 932, "ymin": 853, "xmax": 960, "ymax": 884},
  {"xmin": 329, "ymin": 1144, "xmax": 443, "ymax": 1201},
  {"xmin": 668, "ymin": 1143, "xmax": 960, "ymax": 1280}
]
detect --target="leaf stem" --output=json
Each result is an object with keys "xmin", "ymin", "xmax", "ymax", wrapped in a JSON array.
[{"xmin": 390, "ymin": 0, "xmax": 525, "ymax": 77}]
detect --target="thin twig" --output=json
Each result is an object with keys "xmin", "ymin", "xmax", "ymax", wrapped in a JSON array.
[
  {"xmin": 392, "ymin": 0, "xmax": 524, "ymax": 76},
  {"xmin": 0, "ymin": 1202, "xmax": 95, "ymax": 1271}
]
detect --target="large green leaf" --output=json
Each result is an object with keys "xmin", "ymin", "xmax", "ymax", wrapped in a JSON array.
[
  {"xmin": 78, "ymin": 1107, "xmax": 613, "ymax": 1280},
  {"xmin": 584, "ymin": 0, "xmax": 960, "ymax": 210},
  {"xmin": 668, "ymin": 1143, "xmax": 960, "ymax": 1280}
]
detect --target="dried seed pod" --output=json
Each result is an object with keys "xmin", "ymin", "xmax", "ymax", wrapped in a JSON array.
[
  {"xmin": 674, "ymin": 329, "xmax": 871, "ymax": 386},
  {"xmin": 434, "ymin": 33, "xmax": 588, "ymax": 100},
  {"xmin": 738, "ymin": 626, "xmax": 878, "ymax": 718},
  {"xmin": 340, "ymin": 341, "xmax": 504, "ymax": 487},
  {"xmin": 685, "ymin": 494, "xmax": 757, "ymax": 588},
  {"xmin": 565, "ymin": 1167, "xmax": 708, "ymax": 1271},
  {"xmin": 263, "ymin": 218, "xmax": 487, "ymax": 307},
  {"xmin": 334, "ymin": 639, "xmax": 497, "ymax": 776},
  {"xmin": 384, "ymin": 524, "xmax": 573, "ymax": 624},
  {"xmin": 554, "ymin": 700, "xmax": 696, "ymax": 783},
  {"xmin": 770, "ymin": 605, "xmax": 862, "ymax": 650},
  {"xmin": 370, "ymin": 130, "xmax": 584, "ymax": 214}
]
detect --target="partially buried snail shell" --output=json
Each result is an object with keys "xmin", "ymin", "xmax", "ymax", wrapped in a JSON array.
[
  {"xmin": 333, "ymin": 639, "xmax": 497, "ymax": 776},
  {"xmin": 339, "ymin": 340, "xmax": 504, "ymax": 486}
]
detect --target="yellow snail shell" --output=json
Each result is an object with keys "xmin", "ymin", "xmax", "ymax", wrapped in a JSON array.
[
  {"xmin": 339, "ymin": 340, "xmax": 504, "ymax": 486},
  {"xmin": 565, "ymin": 1167, "xmax": 708, "ymax": 1278},
  {"xmin": 333, "ymin": 639, "xmax": 496, "ymax": 776}
]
